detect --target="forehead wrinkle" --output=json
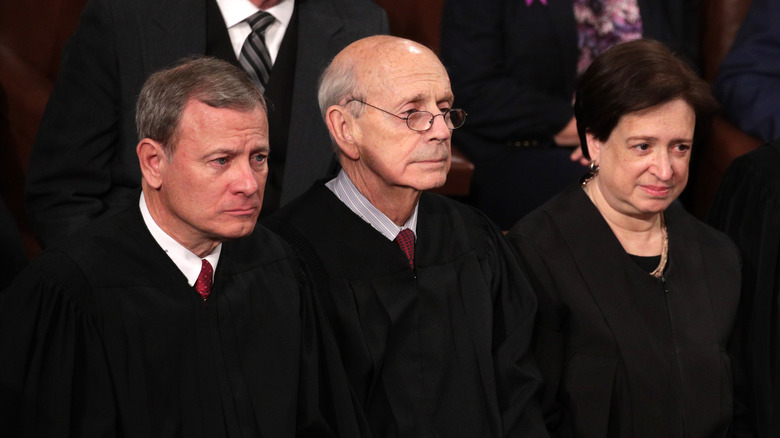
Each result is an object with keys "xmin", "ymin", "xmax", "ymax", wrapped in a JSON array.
[
  {"xmin": 369, "ymin": 68, "xmax": 451, "ymax": 108},
  {"xmin": 351, "ymin": 37, "xmax": 450, "ymax": 100},
  {"xmin": 204, "ymin": 147, "xmax": 241, "ymax": 157}
]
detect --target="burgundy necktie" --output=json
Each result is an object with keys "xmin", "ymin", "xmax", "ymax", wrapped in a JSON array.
[
  {"xmin": 195, "ymin": 259, "xmax": 213, "ymax": 300},
  {"xmin": 394, "ymin": 228, "xmax": 415, "ymax": 269}
]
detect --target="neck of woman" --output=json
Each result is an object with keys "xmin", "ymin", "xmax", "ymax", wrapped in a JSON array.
[{"xmin": 584, "ymin": 182, "xmax": 666, "ymax": 257}]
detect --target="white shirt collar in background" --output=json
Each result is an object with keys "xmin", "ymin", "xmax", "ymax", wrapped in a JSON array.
[{"xmin": 216, "ymin": 0, "xmax": 294, "ymax": 63}]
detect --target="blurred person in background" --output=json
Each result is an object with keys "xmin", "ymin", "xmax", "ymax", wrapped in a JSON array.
[{"xmin": 714, "ymin": 0, "xmax": 780, "ymax": 144}]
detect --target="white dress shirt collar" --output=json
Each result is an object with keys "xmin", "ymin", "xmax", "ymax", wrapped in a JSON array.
[
  {"xmin": 139, "ymin": 192, "xmax": 222, "ymax": 287},
  {"xmin": 215, "ymin": 0, "xmax": 294, "ymax": 62}
]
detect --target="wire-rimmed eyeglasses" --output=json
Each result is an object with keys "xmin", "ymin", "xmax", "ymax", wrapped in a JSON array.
[{"xmin": 347, "ymin": 99, "xmax": 467, "ymax": 132}]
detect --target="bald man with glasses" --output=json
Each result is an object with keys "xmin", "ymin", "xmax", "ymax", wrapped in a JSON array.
[{"xmin": 264, "ymin": 35, "xmax": 548, "ymax": 438}]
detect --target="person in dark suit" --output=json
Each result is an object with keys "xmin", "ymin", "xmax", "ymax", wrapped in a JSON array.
[
  {"xmin": 709, "ymin": 138, "xmax": 780, "ymax": 438},
  {"xmin": 508, "ymin": 40, "xmax": 748, "ymax": 437},
  {"xmin": 440, "ymin": 0, "xmax": 699, "ymax": 229},
  {"xmin": 26, "ymin": 0, "xmax": 388, "ymax": 248},
  {"xmin": 713, "ymin": 0, "xmax": 780, "ymax": 144},
  {"xmin": 264, "ymin": 35, "xmax": 548, "ymax": 438},
  {"xmin": 0, "ymin": 58, "xmax": 362, "ymax": 438}
]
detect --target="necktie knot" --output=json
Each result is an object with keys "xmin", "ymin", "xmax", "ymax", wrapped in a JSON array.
[
  {"xmin": 195, "ymin": 259, "xmax": 213, "ymax": 300},
  {"xmin": 394, "ymin": 228, "xmax": 416, "ymax": 269},
  {"xmin": 247, "ymin": 10, "xmax": 275, "ymax": 34},
  {"xmin": 239, "ymin": 10, "xmax": 275, "ymax": 91}
]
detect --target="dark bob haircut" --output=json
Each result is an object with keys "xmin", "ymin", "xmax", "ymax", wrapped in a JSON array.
[{"xmin": 574, "ymin": 39, "xmax": 718, "ymax": 160}]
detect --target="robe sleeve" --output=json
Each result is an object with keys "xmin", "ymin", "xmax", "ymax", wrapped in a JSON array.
[
  {"xmin": 484, "ymin": 224, "xmax": 549, "ymax": 438},
  {"xmin": 0, "ymin": 251, "xmax": 117, "ymax": 437},
  {"xmin": 708, "ymin": 142, "xmax": 780, "ymax": 437},
  {"xmin": 293, "ymin": 256, "xmax": 368, "ymax": 438},
  {"xmin": 506, "ymin": 231, "xmax": 572, "ymax": 438}
]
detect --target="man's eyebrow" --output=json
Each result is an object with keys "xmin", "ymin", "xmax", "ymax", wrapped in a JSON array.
[
  {"xmin": 399, "ymin": 93, "xmax": 455, "ymax": 105},
  {"xmin": 205, "ymin": 147, "xmax": 240, "ymax": 157},
  {"xmin": 399, "ymin": 94, "xmax": 426, "ymax": 104}
]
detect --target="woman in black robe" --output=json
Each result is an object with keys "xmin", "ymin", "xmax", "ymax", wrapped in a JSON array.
[{"xmin": 508, "ymin": 39, "xmax": 749, "ymax": 437}]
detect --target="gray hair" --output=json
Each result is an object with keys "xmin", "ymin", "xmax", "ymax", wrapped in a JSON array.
[
  {"xmin": 318, "ymin": 57, "xmax": 361, "ymax": 118},
  {"xmin": 136, "ymin": 56, "xmax": 266, "ymax": 155},
  {"xmin": 317, "ymin": 55, "xmax": 368, "ymax": 151}
]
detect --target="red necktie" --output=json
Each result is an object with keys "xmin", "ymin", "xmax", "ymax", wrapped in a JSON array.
[
  {"xmin": 394, "ymin": 228, "xmax": 415, "ymax": 269},
  {"xmin": 195, "ymin": 259, "xmax": 213, "ymax": 300}
]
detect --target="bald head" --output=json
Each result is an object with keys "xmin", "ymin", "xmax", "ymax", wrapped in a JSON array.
[
  {"xmin": 316, "ymin": 35, "xmax": 456, "ymax": 217},
  {"xmin": 318, "ymin": 36, "xmax": 447, "ymax": 120}
]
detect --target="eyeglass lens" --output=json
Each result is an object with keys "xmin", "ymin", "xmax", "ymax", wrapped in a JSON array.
[{"xmin": 407, "ymin": 109, "xmax": 467, "ymax": 131}]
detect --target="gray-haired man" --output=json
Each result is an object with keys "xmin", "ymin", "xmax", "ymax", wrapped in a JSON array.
[{"xmin": 0, "ymin": 57, "xmax": 360, "ymax": 438}]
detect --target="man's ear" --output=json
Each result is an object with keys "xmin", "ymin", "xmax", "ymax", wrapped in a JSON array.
[
  {"xmin": 585, "ymin": 132, "xmax": 602, "ymax": 163},
  {"xmin": 137, "ymin": 138, "xmax": 167, "ymax": 189},
  {"xmin": 324, "ymin": 105, "xmax": 360, "ymax": 160}
]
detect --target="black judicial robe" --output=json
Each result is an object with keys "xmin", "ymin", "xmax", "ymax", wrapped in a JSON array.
[
  {"xmin": 709, "ymin": 139, "xmax": 780, "ymax": 438},
  {"xmin": 0, "ymin": 205, "xmax": 361, "ymax": 437},
  {"xmin": 508, "ymin": 185, "xmax": 744, "ymax": 437},
  {"xmin": 263, "ymin": 183, "xmax": 547, "ymax": 438}
]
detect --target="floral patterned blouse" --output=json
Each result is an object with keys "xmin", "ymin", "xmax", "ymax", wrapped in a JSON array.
[{"xmin": 574, "ymin": 0, "xmax": 643, "ymax": 75}]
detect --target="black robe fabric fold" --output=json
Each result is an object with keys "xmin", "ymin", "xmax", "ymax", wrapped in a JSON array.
[
  {"xmin": 508, "ymin": 184, "xmax": 743, "ymax": 438},
  {"xmin": 264, "ymin": 183, "xmax": 547, "ymax": 438},
  {"xmin": 0, "ymin": 205, "xmax": 362, "ymax": 438},
  {"xmin": 709, "ymin": 139, "xmax": 780, "ymax": 438}
]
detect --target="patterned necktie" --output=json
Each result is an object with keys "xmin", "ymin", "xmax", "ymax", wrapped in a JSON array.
[
  {"xmin": 195, "ymin": 259, "xmax": 213, "ymax": 301},
  {"xmin": 394, "ymin": 228, "xmax": 416, "ymax": 269},
  {"xmin": 238, "ymin": 10, "xmax": 275, "ymax": 92}
]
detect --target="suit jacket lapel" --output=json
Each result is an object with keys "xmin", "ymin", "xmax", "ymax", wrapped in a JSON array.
[
  {"xmin": 205, "ymin": 0, "xmax": 239, "ymax": 65},
  {"xmin": 145, "ymin": 0, "xmax": 208, "ymax": 73},
  {"xmin": 281, "ymin": 0, "xmax": 343, "ymax": 203}
]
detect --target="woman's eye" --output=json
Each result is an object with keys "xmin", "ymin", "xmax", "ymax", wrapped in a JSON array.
[{"xmin": 634, "ymin": 143, "xmax": 650, "ymax": 151}]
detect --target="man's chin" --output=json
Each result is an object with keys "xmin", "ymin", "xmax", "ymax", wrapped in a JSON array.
[
  {"xmin": 416, "ymin": 173, "xmax": 449, "ymax": 191},
  {"xmin": 216, "ymin": 219, "xmax": 259, "ymax": 240}
]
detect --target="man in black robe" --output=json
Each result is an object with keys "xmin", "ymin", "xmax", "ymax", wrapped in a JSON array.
[
  {"xmin": 264, "ymin": 35, "xmax": 547, "ymax": 438},
  {"xmin": 0, "ymin": 58, "xmax": 360, "ymax": 438},
  {"xmin": 709, "ymin": 138, "xmax": 780, "ymax": 437},
  {"xmin": 25, "ymin": 0, "xmax": 389, "ymax": 248}
]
